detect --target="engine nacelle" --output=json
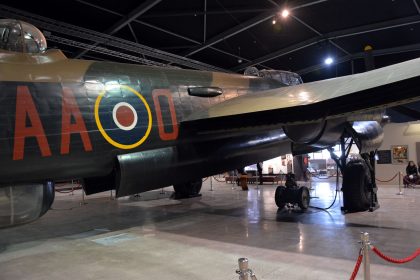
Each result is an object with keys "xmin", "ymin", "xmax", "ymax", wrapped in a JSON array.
[
  {"xmin": 0, "ymin": 181, "xmax": 54, "ymax": 228},
  {"xmin": 350, "ymin": 121, "xmax": 384, "ymax": 154},
  {"xmin": 290, "ymin": 120, "xmax": 384, "ymax": 155},
  {"xmin": 283, "ymin": 118, "xmax": 346, "ymax": 147}
]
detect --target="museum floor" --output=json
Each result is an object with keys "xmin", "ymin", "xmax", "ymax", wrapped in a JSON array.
[{"xmin": 1, "ymin": 178, "xmax": 419, "ymax": 279}]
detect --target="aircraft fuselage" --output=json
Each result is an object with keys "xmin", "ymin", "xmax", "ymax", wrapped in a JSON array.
[{"xmin": 0, "ymin": 50, "xmax": 286, "ymax": 187}]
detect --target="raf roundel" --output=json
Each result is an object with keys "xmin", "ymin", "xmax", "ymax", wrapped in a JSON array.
[
  {"xmin": 112, "ymin": 102, "xmax": 138, "ymax": 131},
  {"xmin": 94, "ymin": 85, "xmax": 152, "ymax": 149}
]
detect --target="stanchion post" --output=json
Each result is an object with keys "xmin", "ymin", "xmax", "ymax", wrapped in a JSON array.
[
  {"xmin": 236, "ymin": 258, "xmax": 257, "ymax": 280},
  {"xmin": 237, "ymin": 258, "xmax": 249, "ymax": 280},
  {"xmin": 309, "ymin": 172, "xmax": 312, "ymax": 190},
  {"xmin": 210, "ymin": 176, "xmax": 213, "ymax": 191},
  {"xmin": 71, "ymin": 179, "xmax": 74, "ymax": 196},
  {"xmin": 397, "ymin": 172, "xmax": 403, "ymax": 195},
  {"xmin": 361, "ymin": 232, "xmax": 371, "ymax": 280},
  {"xmin": 80, "ymin": 188, "xmax": 87, "ymax": 205}
]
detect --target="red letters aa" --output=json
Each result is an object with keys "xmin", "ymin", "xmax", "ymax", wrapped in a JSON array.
[
  {"xmin": 13, "ymin": 86, "xmax": 52, "ymax": 160},
  {"xmin": 61, "ymin": 87, "xmax": 92, "ymax": 154}
]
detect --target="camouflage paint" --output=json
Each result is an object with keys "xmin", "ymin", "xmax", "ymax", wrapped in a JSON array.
[{"xmin": 0, "ymin": 50, "xmax": 284, "ymax": 184}]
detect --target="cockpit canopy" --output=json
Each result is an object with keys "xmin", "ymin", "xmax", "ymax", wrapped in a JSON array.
[
  {"xmin": 244, "ymin": 66, "xmax": 303, "ymax": 86},
  {"xmin": 0, "ymin": 19, "xmax": 47, "ymax": 53}
]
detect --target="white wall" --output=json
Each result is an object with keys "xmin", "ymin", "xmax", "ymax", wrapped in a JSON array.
[
  {"xmin": 262, "ymin": 155, "xmax": 290, "ymax": 174},
  {"xmin": 376, "ymin": 122, "xmax": 420, "ymax": 184}
]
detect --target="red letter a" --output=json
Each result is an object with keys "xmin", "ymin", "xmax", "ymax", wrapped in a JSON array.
[
  {"xmin": 13, "ymin": 86, "xmax": 52, "ymax": 160},
  {"xmin": 61, "ymin": 87, "xmax": 92, "ymax": 154}
]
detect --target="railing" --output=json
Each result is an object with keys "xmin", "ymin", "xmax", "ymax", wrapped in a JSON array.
[
  {"xmin": 236, "ymin": 232, "xmax": 420, "ymax": 280},
  {"xmin": 350, "ymin": 232, "xmax": 420, "ymax": 280}
]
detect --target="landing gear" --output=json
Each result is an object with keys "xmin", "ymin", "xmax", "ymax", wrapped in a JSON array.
[
  {"xmin": 328, "ymin": 127, "xmax": 380, "ymax": 213},
  {"xmin": 275, "ymin": 173, "xmax": 310, "ymax": 210},
  {"xmin": 342, "ymin": 159, "xmax": 372, "ymax": 212},
  {"xmin": 173, "ymin": 179, "xmax": 202, "ymax": 199}
]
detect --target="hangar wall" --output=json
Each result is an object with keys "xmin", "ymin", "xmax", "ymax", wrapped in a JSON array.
[{"xmin": 376, "ymin": 122, "xmax": 420, "ymax": 184}]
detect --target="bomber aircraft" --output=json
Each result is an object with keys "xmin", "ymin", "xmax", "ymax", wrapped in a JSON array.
[{"xmin": 0, "ymin": 19, "xmax": 419, "ymax": 228}]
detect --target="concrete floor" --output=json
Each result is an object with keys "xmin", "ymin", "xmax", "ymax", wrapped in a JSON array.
[{"xmin": 0, "ymin": 178, "xmax": 419, "ymax": 279}]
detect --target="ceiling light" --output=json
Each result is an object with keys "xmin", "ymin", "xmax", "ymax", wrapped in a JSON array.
[
  {"xmin": 272, "ymin": 18, "xmax": 277, "ymax": 25},
  {"xmin": 324, "ymin": 57, "xmax": 334, "ymax": 65},
  {"xmin": 281, "ymin": 9, "xmax": 290, "ymax": 18}
]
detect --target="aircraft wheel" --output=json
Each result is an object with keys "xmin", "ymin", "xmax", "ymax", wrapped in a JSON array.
[
  {"xmin": 297, "ymin": 186, "xmax": 310, "ymax": 210},
  {"xmin": 275, "ymin": 186, "xmax": 287, "ymax": 208},
  {"xmin": 342, "ymin": 160, "xmax": 372, "ymax": 212},
  {"xmin": 173, "ymin": 179, "xmax": 202, "ymax": 199}
]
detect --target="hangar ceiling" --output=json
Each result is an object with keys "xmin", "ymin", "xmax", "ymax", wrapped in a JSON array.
[{"xmin": 1, "ymin": 0, "xmax": 420, "ymax": 123}]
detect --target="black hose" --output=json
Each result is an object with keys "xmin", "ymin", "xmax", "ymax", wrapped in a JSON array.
[
  {"xmin": 310, "ymin": 188, "xmax": 339, "ymax": 210},
  {"xmin": 310, "ymin": 165, "xmax": 340, "ymax": 211}
]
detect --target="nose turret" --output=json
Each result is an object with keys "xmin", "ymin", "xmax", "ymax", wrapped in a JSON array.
[{"xmin": 0, "ymin": 19, "xmax": 47, "ymax": 53}]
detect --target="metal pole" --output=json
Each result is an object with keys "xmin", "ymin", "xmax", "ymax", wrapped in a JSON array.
[
  {"xmin": 237, "ymin": 258, "xmax": 249, "ymax": 280},
  {"xmin": 71, "ymin": 180, "xmax": 74, "ymax": 195},
  {"xmin": 308, "ymin": 171, "xmax": 312, "ymax": 190},
  {"xmin": 210, "ymin": 176, "xmax": 213, "ymax": 191},
  {"xmin": 397, "ymin": 172, "xmax": 403, "ymax": 195},
  {"xmin": 80, "ymin": 188, "xmax": 87, "ymax": 205},
  {"xmin": 361, "ymin": 232, "xmax": 371, "ymax": 280},
  {"xmin": 336, "ymin": 164, "xmax": 340, "ymax": 191},
  {"xmin": 236, "ymin": 258, "xmax": 257, "ymax": 280}
]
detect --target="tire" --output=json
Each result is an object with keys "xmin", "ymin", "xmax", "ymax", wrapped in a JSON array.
[
  {"xmin": 173, "ymin": 179, "xmax": 202, "ymax": 198},
  {"xmin": 275, "ymin": 186, "xmax": 286, "ymax": 209},
  {"xmin": 297, "ymin": 186, "xmax": 310, "ymax": 210},
  {"xmin": 342, "ymin": 159, "xmax": 372, "ymax": 212}
]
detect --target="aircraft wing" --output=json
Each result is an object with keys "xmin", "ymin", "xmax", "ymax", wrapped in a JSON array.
[{"xmin": 184, "ymin": 57, "xmax": 420, "ymax": 131}]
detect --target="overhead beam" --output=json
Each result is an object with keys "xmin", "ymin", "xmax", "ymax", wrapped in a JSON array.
[
  {"xmin": 128, "ymin": 23, "xmax": 138, "ymax": 43},
  {"xmin": 182, "ymin": 11, "xmax": 274, "ymax": 57},
  {"xmin": 74, "ymin": 0, "xmax": 253, "ymax": 65},
  {"xmin": 414, "ymin": 0, "xmax": 420, "ymax": 14},
  {"xmin": 231, "ymin": 14, "xmax": 420, "ymax": 72},
  {"xmin": 266, "ymin": 0, "xmax": 349, "ymax": 55},
  {"xmin": 182, "ymin": 0, "xmax": 328, "ymax": 57},
  {"xmin": 296, "ymin": 43, "xmax": 420, "ymax": 75},
  {"xmin": 291, "ymin": 15, "xmax": 350, "ymax": 55},
  {"xmin": 203, "ymin": 0, "xmax": 207, "ymax": 43},
  {"xmin": 141, "ymin": 8, "xmax": 270, "ymax": 18},
  {"xmin": 105, "ymin": 0, "xmax": 163, "ymax": 35},
  {"xmin": 392, "ymin": 106, "xmax": 420, "ymax": 120},
  {"xmin": 46, "ymin": 34, "xmax": 175, "ymax": 68},
  {"xmin": 75, "ymin": 0, "xmax": 162, "ymax": 58},
  {"xmin": 0, "ymin": 4, "xmax": 228, "ymax": 72}
]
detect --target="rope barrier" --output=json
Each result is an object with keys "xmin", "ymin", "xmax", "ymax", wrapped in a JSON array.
[
  {"xmin": 371, "ymin": 246, "xmax": 420, "ymax": 264},
  {"xmin": 375, "ymin": 172, "xmax": 400, "ymax": 183},
  {"xmin": 55, "ymin": 189, "xmax": 76, "ymax": 193},
  {"xmin": 202, "ymin": 177, "xmax": 209, "ymax": 182},
  {"xmin": 55, "ymin": 184, "xmax": 82, "ymax": 193},
  {"xmin": 349, "ymin": 232, "xmax": 420, "ymax": 279},
  {"xmin": 349, "ymin": 251, "xmax": 363, "ymax": 280},
  {"xmin": 216, "ymin": 171, "xmax": 403, "ymax": 185},
  {"xmin": 212, "ymin": 176, "xmax": 226, "ymax": 183}
]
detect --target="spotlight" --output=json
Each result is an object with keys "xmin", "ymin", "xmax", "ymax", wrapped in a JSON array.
[
  {"xmin": 272, "ymin": 18, "xmax": 277, "ymax": 25},
  {"xmin": 324, "ymin": 57, "xmax": 334, "ymax": 65},
  {"xmin": 281, "ymin": 9, "xmax": 289, "ymax": 18}
]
